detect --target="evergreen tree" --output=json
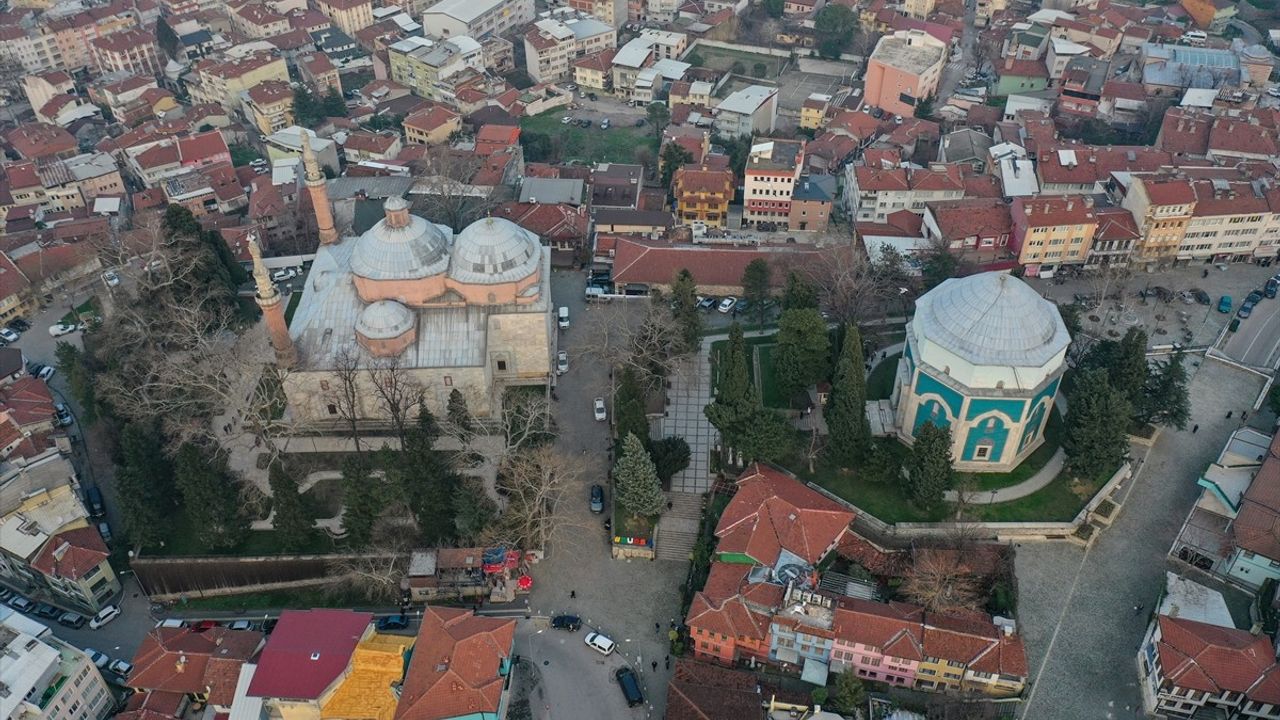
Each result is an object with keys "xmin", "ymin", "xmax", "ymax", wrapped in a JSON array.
[
  {"xmin": 269, "ymin": 462, "xmax": 316, "ymax": 551},
  {"xmin": 1138, "ymin": 353, "xmax": 1190, "ymax": 429},
  {"xmin": 921, "ymin": 249, "xmax": 960, "ymax": 291},
  {"xmin": 321, "ymin": 88, "xmax": 348, "ymax": 118},
  {"xmin": 706, "ymin": 323, "xmax": 792, "ymax": 462},
  {"xmin": 339, "ymin": 455, "xmax": 382, "ymax": 548},
  {"xmin": 909, "ymin": 421, "xmax": 953, "ymax": 508},
  {"xmin": 774, "ymin": 308, "xmax": 831, "ymax": 401},
  {"xmin": 387, "ymin": 407, "xmax": 460, "ymax": 544},
  {"xmin": 736, "ymin": 408, "xmax": 795, "ymax": 462},
  {"xmin": 1111, "ymin": 327, "xmax": 1149, "ymax": 412},
  {"xmin": 174, "ymin": 443, "xmax": 246, "ymax": 551},
  {"xmin": 832, "ymin": 670, "xmax": 867, "ymax": 714},
  {"xmin": 660, "ymin": 143, "xmax": 694, "ymax": 189},
  {"xmin": 826, "ymin": 324, "xmax": 870, "ymax": 465},
  {"xmin": 614, "ymin": 433, "xmax": 665, "ymax": 516},
  {"xmin": 782, "ymin": 271, "xmax": 818, "ymax": 311},
  {"xmin": 114, "ymin": 423, "xmax": 174, "ymax": 548},
  {"xmin": 741, "ymin": 258, "xmax": 771, "ymax": 328},
  {"xmin": 1064, "ymin": 368, "xmax": 1130, "ymax": 480},
  {"xmin": 650, "ymin": 436, "xmax": 691, "ymax": 482},
  {"xmin": 452, "ymin": 478, "xmax": 497, "ymax": 543},
  {"xmin": 614, "ymin": 368, "xmax": 649, "ymax": 450},
  {"xmin": 54, "ymin": 342, "xmax": 97, "ymax": 423},
  {"xmin": 670, "ymin": 268, "xmax": 702, "ymax": 353},
  {"xmin": 716, "ymin": 323, "xmax": 751, "ymax": 407},
  {"xmin": 646, "ymin": 102, "xmax": 670, "ymax": 143},
  {"xmin": 447, "ymin": 389, "xmax": 474, "ymax": 443},
  {"xmin": 293, "ymin": 85, "xmax": 321, "ymax": 126}
]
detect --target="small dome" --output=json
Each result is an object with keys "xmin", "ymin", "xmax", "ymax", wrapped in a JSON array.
[
  {"xmin": 449, "ymin": 217, "xmax": 541, "ymax": 286},
  {"xmin": 350, "ymin": 198, "xmax": 449, "ymax": 282},
  {"xmin": 355, "ymin": 300, "xmax": 414, "ymax": 340},
  {"xmin": 914, "ymin": 272, "xmax": 1069, "ymax": 368}
]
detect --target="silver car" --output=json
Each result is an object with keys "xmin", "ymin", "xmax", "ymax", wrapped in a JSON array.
[{"xmin": 556, "ymin": 351, "xmax": 568, "ymax": 375}]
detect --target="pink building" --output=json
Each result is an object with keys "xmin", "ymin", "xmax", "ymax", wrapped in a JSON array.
[
  {"xmin": 830, "ymin": 599, "xmax": 924, "ymax": 687},
  {"xmin": 864, "ymin": 30, "xmax": 947, "ymax": 118}
]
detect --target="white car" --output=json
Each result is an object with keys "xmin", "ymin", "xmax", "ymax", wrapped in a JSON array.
[
  {"xmin": 84, "ymin": 649, "xmax": 110, "ymax": 669},
  {"xmin": 0, "ymin": 328, "xmax": 17, "ymax": 343},
  {"xmin": 108, "ymin": 659, "xmax": 133, "ymax": 677},
  {"xmin": 89, "ymin": 604, "xmax": 120, "ymax": 629},
  {"xmin": 717, "ymin": 297, "xmax": 737, "ymax": 313},
  {"xmin": 600, "ymin": 118, "xmax": 610, "ymax": 129},
  {"xmin": 271, "ymin": 268, "xmax": 298, "ymax": 282},
  {"xmin": 37, "ymin": 366, "xmax": 55, "ymax": 381},
  {"xmin": 228, "ymin": 620, "xmax": 253, "ymax": 631},
  {"xmin": 1269, "ymin": 87, "xmax": 1280, "ymax": 98},
  {"xmin": 584, "ymin": 632, "xmax": 616, "ymax": 655},
  {"xmin": 593, "ymin": 397, "xmax": 607, "ymax": 422},
  {"xmin": 48, "ymin": 323, "xmax": 78, "ymax": 337},
  {"xmin": 561, "ymin": 116, "xmax": 573, "ymax": 124},
  {"xmin": 556, "ymin": 351, "xmax": 568, "ymax": 375},
  {"xmin": 101, "ymin": 270, "xmax": 121, "ymax": 287}
]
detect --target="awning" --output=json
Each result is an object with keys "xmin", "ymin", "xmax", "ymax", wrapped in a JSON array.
[
  {"xmin": 801, "ymin": 658, "xmax": 830, "ymax": 686},
  {"xmin": 775, "ymin": 647, "xmax": 799, "ymax": 665}
]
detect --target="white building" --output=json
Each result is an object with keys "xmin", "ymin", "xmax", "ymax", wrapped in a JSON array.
[
  {"xmin": 610, "ymin": 37, "xmax": 655, "ymax": 99},
  {"xmin": 713, "ymin": 85, "xmax": 779, "ymax": 137},
  {"xmin": 0, "ymin": 609, "xmax": 114, "ymax": 720},
  {"xmin": 421, "ymin": 0, "xmax": 535, "ymax": 39},
  {"xmin": 523, "ymin": 13, "xmax": 616, "ymax": 83}
]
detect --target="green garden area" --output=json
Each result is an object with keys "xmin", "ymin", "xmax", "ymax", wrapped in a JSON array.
[
  {"xmin": 689, "ymin": 44, "xmax": 787, "ymax": 79},
  {"xmin": 520, "ymin": 111, "xmax": 655, "ymax": 165}
]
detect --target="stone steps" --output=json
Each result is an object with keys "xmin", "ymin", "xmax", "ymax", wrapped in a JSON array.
[{"xmin": 656, "ymin": 492, "xmax": 707, "ymax": 561}]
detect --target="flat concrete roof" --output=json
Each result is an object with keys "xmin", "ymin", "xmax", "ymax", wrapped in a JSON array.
[{"xmin": 871, "ymin": 34, "xmax": 945, "ymax": 76}]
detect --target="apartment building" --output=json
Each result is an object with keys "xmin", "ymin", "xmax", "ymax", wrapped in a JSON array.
[
  {"xmin": 903, "ymin": 0, "xmax": 935, "ymax": 18},
  {"xmin": 573, "ymin": 48, "xmax": 616, "ymax": 90},
  {"xmin": 523, "ymin": 14, "xmax": 616, "ymax": 84},
  {"xmin": 864, "ymin": 30, "xmax": 946, "ymax": 118},
  {"xmin": 789, "ymin": 175, "xmax": 835, "ymax": 232},
  {"xmin": 1122, "ymin": 176, "xmax": 1196, "ymax": 268},
  {"xmin": 6, "ymin": 154, "xmax": 125, "ymax": 213},
  {"xmin": 611, "ymin": 37, "xmax": 655, "ymax": 99},
  {"xmin": 314, "ymin": 0, "xmax": 374, "ymax": 36},
  {"xmin": 422, "ymin": 0, "xmax": 535, "ymax": 39},
  {"xmin": 388, "ymin": 35, "xmax": 486, "ymax": 102},
  {"xmin": 568, "ymin": 0, "xmax": 627, "ymax": 26},
  {"xmin": 0, "ymin": 25, "xmax": 62, "ymax": 74},
  {"xmin": 231, "ymin": 3, "xmax": 291, "ymax": 38},
  {"xmin": 1087, "ymin": 204, "xmax": 1141, "ymax": 267},
  {"xmin": 921, "ymin": 198, "xmax": 1014, "ymax": 267},
  {"xmin": 243, "ymin": 79, "xmax": 295, "ymax": 134},
  {"xmin": 638, "ymin": 28, "xmax": 686, "ymax": 59},
  {"xmin": 743, "ymin": 139, "xmax": 804, "ymax": 230},
  {"xmin": 1010, "ymin": 195, "xmax": 1098, "ymax": 269},
  {"xmin": 846, "ymin": 165, "xmax": 965, "ymax": 222},
  {"xmin": 799, "ymin": 93, "xmax": 831, "ymax": 130},
  {"xmin": 1178, "ymin": 180, "xmax": 1277, "ymax": 264},
  {"xmin": 189, "ymin": 53, "xmax": 290, "ymax": 110},
  {"xmin": 403, "ymin": 105, "xmax": 462, "ymax": 144},
  {"xmin": 298, "ymin": 53, "xmax": 341, "ymax": 96},
  {"xmin": 22, "ymin": 71, "xmax": 75, "ymax": 114},
  {"xmin": 673, "ymin": 165, "xmax": 734, "ymax": 227},
  {"xmin": 45, "ymin": 2, "xmax": 142, "ymax": 73},
  {"xmin": 713, "ymin": 85, "xmax": 778, "ymax": 138},
  {"xmin": 91, "ymin": 28, "xmax": 161, "ymax": 77},
  {"xmin": 0, "ymin": 612, "xmax": 115, "ymax": 720},
  {"xmin": 975, "ymin": 0, "xmax": 1005, "ymax": 26}
]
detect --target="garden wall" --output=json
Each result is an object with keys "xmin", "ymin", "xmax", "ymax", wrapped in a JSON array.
[{"xmin": 133, "ymin": 552, "xmax": 401, "ymax": 600}]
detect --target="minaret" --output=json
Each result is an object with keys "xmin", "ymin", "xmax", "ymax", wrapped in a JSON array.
[
  {"xmin": 301, "ymin": 131, "xmax": 338, "ymax": 246},
  {"xmin": 248, "ymin": 233, "xmax": 297, "ymax": 368}
]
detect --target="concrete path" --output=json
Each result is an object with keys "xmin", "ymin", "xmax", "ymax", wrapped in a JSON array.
[{"xmin": 943, "ymin": 449, "xmax": 1066, "ymax": 504}]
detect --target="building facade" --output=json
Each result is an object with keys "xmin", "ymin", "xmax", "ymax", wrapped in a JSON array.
[
  {"xmin": 864, "ymin": 30, "xmax": 946, "ymax": 118},
  {"xmin": 743, "ymin": 139, "xmax": 804, "ymax": 230}
]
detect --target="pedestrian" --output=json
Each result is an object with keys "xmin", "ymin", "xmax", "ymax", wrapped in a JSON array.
[
  {"xmin": 651, "ymin": 661, "xmax": 658, "ymax": 672},
  {"xmin": 667, "ymin": 501, "xmax": 673, "ymax": 511},
  {"xmin": 570, "ymin": 589, "xmax": 576, "ymax": 599},
  {"xmin": 665, "ymin": 656, "xmax": 670, "ymax": 670},
  {"xmin": 655, "ymin": 622, "xmax": 660, "ymax": 633},
  {"xmin": 1192, "ymin": 424, "xmax": 1199, "ymax": 434},
  {"xmin": 1227, "ymin": 411, "xmax": 1234, "ymax": 419},
  {"xmin": 1243, "ymin": 411, "xmax": 1249, "ymax": 422}
]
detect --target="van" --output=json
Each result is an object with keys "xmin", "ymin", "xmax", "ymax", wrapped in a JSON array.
[
  {"xmin": 584, "ymin": 286, "xmax": 609, "ymax": 302},
  {"xmin": 557, "ymin": 306, "xmax": 569, "ymax": 329},
  {"xmin": 615, "ymin": 667, "xmax": 644, "ymax": 707},
  {"xmin": 1185, "ymin": 30, "xmax": 1207, "ymax": 47},
  {"xmin": 85, "ymin": 487, "xmax": 104, "ymax": 518}
]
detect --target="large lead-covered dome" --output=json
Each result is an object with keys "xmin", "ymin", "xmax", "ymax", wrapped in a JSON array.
[
  {"xmin": 914, "ymin": 272, "xmax": 1069, "ymax": 368},
  {"xmin": 449, "ymin": 217, "xmax": 541, "ymax": 286},
  {"xmin": 350, "ymin": 197, "xmax": 449, "ymax": 282}
]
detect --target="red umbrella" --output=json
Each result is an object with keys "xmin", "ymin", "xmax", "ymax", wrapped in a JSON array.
[{"xmin": 517, "ymin": 575, "xmax": 533, "ymax": 590}]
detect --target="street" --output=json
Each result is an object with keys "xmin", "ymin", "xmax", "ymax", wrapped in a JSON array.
[{"xmin": 513, "ymin": 621, "xmax": 650, "ymax": 720}]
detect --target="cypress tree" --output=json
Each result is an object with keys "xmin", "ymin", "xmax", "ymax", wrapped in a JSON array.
[{"xmin": 826, "ymin": 324, "xmax": 870, "ymax": 465}]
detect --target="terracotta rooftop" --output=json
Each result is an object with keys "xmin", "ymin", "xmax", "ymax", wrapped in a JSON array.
[
  {"xmin": 715, "ymin": 463, "xmax": 855, "ymax": 566},
  {"xmin": 1155, "ymin": 615, "xmax": 1280, "ymax": 703},
  {"xmin": 128, "ymin": 627, "xmax": 263, "ymax": 706},
  {"xmin": 393, "ymin": 607, "xmax": 514, "ymax": 720},
  {"xmin": 30, "ymin": 526, "xmax": 109, "ymax": 581}
]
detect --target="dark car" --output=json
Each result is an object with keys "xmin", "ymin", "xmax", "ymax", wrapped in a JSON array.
[
  {"xmin": 58, "ymin": 612, "xmax": 86, "ymax": 629},
  {"xmin": 85, "ymin": 486, "xmax": 105, "ymax": 518},
  {"xmin": 634, "ymin": 117, "xmax": 646, "ymax": 126},
  {"xmin": 1240, "ymin": 301, "xmax": 1256, "ymax": 319},
  {"xmin": 1247, "ymin": 290, "xmax": 1264, "ymax": 305},
  {"xmin": 8, "ymin": 318, "xmax": 29, "ymax": 331},
  {"xmin": 1192, "ymin": 289, "xmax": 1211, "ymax": 305},
  {"xmin": 590, "ymin": 484, "xmax": 604, "ymax": 513},
  {"xmin": 550, "ymin": 614, "xmax": 581, "ymax": 631},
  {"xmin": 375, "ymin": 615, "xmax": 410, "ymax": 631},
  {"xmin": 615, "ymin": 667, "xmax": 644, "ymax": 707},
  {"xmin": 34, "ymin": 603, "xmax": 60, "ymax": 619},
  {"xmin": 1267, "ymin": 279, "xmax": 1279, "ymax": 299}
]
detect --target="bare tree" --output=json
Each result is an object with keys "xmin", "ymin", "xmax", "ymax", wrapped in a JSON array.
[
  {"xmin": 327, "ymin": 345, "xmax": 365, "ymax": 453},
  {"xmin": 411, "ymin": 146, "xmax": 501, "ymax": 229},
  {"xmin": 483, "ymin": 445, "xmax": 580, "ymax": 551},
  {"xmin": 899, "ymin": 547, "xmax": 984, "ymax": 614},
  {"xmin": 580, "ymin": 302, "xmax": 684, "ymax": 394},
  {"xmin": 440, "ymin": 388, "xmax": 555, "ymax": 469},
  {"xmin": 326, "ymin": 542, "xmax": 411, "ymax": 602},
  {"xmin": 796, "ymin": 247, "xmax": 900, "ymax": 323},
  {"xmin": 367, "ymin": 357, "xmax": 424, "ymax": 443}
]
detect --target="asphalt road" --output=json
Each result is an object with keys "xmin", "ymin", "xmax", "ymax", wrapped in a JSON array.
[
  {"xmin": 514, "ymin": 621, "xmax": 650, "ymax": 720},
  {"xmin": 1221, "ymin": 286, "xmax": 1280, "ymax": 369}
]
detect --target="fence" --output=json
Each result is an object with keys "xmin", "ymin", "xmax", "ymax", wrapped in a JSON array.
[{"xmin": 133, "ymin": 552, "xmax": 401, "ymax": 600}]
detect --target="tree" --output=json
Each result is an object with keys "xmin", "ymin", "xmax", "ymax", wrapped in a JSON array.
[
  {"xmin": 782, "ymin": 271, "xmax": 818, "ymax": 311},
  {"xmin": 366, "ymin": 357, "xmax": 424, "ymax": 444},
  {"xmin": 921, "ymin": 248, "xmax": 960, "ymax": 291},
  {"xmin": 410, "ymin": 145, "xmax": 499, "ymax": 229},
  {"xmin": 327, "ymin": 346, "xmax": 365, "ymax": 452},
  {"xmin": 741, "ymin": 258, "xmax": 772, "ymax": 328},
  {"xmin": 831, "ymin": 670, "xmax": 867, "ymax": 715},
  {"xmin": 660, "ymin": 142, "xmax": 694, "ymax": 189},
  {"xmin": 521, "ymin": 130, "xmax": 555, "ymax": 162},
  {"xmin": 800, "ymin": 246, "xmax": 901, "ymax": 323},
  {"xmin": 730, "ymin": 60, "xmax": 746, "ymax": 75},
  {"xmin": 229, "ymin": 144, "xmax": 264, "ymax": 168},
  {"xmin": 114, "ymin": 422, "xmax": 175, "ymax": 548},
  {"xmin": 581, "ymin": 303, "xmax": 682, "ymax": 393},
  {"xmin": 914, "ymin": 96, "xmax": 935, "ymax": 119},
  {"xmin": 269, "ymin": 462, "xmax": 316, "ymax": 552},
  {"xmin": 339, "ymin": 455, "xmax": 382, "ymax": 549},
  {"xmin": 752, "ymin": 62, "xmax": 768, "ymax": 78},
  {"xmin": 293, "ymin": 85, "xmax": 322, "ymax": 126},
  {"xmin": 447, "ymin": 389, "xmax": 474, "ymax": 444},
  {"xmin": 453, "ymin": 478, "xmax": 497, "ymax": 543},
  {"xmin": 614, "ymin": 367, "xmax": 650, "ymax": 451},
  {"xmin": 54, "ymin": 342, "xmax": 98, "ymax": 423},
  {"xmin": 321, "ymin": 88, "xmax": 348, "ymax": 118},
  {"xmin": 1112, "ymin": 327, "xmax": 1150, "ymax": 413},
  {"xmin": 909, "ymin": 421, "xmax": 953, "ymax": 508},
  {"xmin": 614, "ymin": 433, "xmax": 665, "ymax": 517},
  {"xmin": 174, "ymin": 443, "xmax": 246, "ymax": 551},
  {"xmin": 382, "ymin": 407, "xmax": 460, "ymax": 544},
  {"xmin": 646, "ymin": 102, "xmax": 671, "ymax": 144},
  {"xmin": 650, "ymin": 436, "xmax": 691, "ymax": 482},
  {"xmin": 774, "ymin": 308, "xmax": 831, "ymax": 401},
  {"xmin": 1138, "ymin": 353, "xmax": 1190, "ymax": 430},
  {"xmin": 900, "ymin": 549, "xmax": 983, "ymax": 613},
  {"xmin": 670, "ymin": 268, "xmax": 702, "ymax": 353},
  {"xmin": 488, "ymin": 446, "xmax": 577, "ymax": 549},
  {"xmin": 826, "ymin": 324, "xmax": 870, "ymax": 465},
  {"xmin": 814, "ymin": 4, "xmax": 856, "ymax": 58},
  {"xmin": 1063, "ymin": 368, "xmax": 1130, "ymax": 480},
  {"xmin": 686, "ymin": 51, "xmax": 704, "ymax": 67},
  {"xmin": 763, "ymin": 0, "xmax": 784, "ymax": 16},
  {"xmin": 716, "ymin": 323, "xmax": 752, "ymax": 407}
]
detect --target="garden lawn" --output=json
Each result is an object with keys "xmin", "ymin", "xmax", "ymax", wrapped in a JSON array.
[
  {"xmin": 520, "ymin": 111, "xmax": 654, "ymax": 165},
  {"xmin": 692, "ymin": 44, "xmax": 786, "ymax": 77},
  {"xmin": 959, "ymin": 406, "xmax": 1063, "ymax": 492},
  {"xmin": 754, "ymin": 344, "xmax": 790, "ymax": 409},
  {"xmin": 866, "ymin": 352, "xmax": 900, "ymax": 400},
  {"xmin": 149, "ymin": 509, "xmax": 342, "ymax": 557},
  {"xmin": 709, "ymin": 335, "xmax": 774, "ymax": 394}
]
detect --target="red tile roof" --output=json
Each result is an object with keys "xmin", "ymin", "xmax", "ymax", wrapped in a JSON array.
[
  {"xmin": 929, "ymin": 198, "xmax": 1014, "ymax": 239},
  {"xmin": 665, "ymin": 660, "xmax": 771, "ymax": 720},
  {"xmin": 6, "ymin": 123, "xmax": 77, "ymax": 161},
  {"xmin": 247, "ymin": 80, "xmax": 293, "ymax": 105},
  {"xmin": 1011, "ymin": 195, "xmax": 1096, "ymax": 228},
  {"xmin": 1142, "ymin": 177, "xmax": 1196, "ymax": 206},
  {"xmin": 30, "ymin": 526, "xmax": 108, "ymax": 580},
  {"xmin": 15, "ymin": 244, "xmax": 97, "ymax": 287},
  {"xmin": 611, "ymin": 238, "xmax": 837, "ymax": 289},
  {"xmin": 1156, "ymin": 615, "xmax": 1280, "ymax": 702},
  {"xmin": 403, "ymin": 105, "xmax": 460, "ymax": 134},
  {"xmin": 247, "ymin": 610, "xmax": 371, "ymax": 700},
  {"xmin": 685, "ymin": 564, "xmax": 780, "ymax": 642},
  {"xmin": 0, "ymin": 376, "xmax": 55, "ymax": 427},
  {"xmin": 394, "ymin": 607, "xmax": 514, "ymax": 720},
  {"xmin": 493, "ymin": 203, "xmax": 588, "ymax": 243},
  {"xmin": 128, "ymin": 627, "xmax": 263, "ymax": 705},
  {"xmin": 716, "ymin": 463, "xmax": 855, "ymax": 565}
]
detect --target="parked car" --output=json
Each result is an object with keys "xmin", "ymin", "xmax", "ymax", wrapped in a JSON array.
[
  {"xmin": 550, "ymin": 614, "xmax": 581, "ymax": 631},
  {"xmin": 584, "ymin": 631, "xmax": 616, "ymax": 655},
  {"xmin": 98, "ymin": 522, "xmax": 112, "ymax": 543},
  {"xmin": 227, "ymin": 620, "xmax": 253, "ymax": 631},
  {"xmin": 58, "ymin": 612, "xmax": 86, "ymax": 629},
  {"xmin": 1192, "ymin": 289, "xmax": 1211, "ymax": 305},
  {"xmin": 556, "ymin": 351, "xmax": 568, "ymax": 375},
  {"xmin": 615, "ymin": 667, "xmax": 644, "ymax": 707},
  {"xmin": 101, "ymin": 270, "xmax": 121, "ymax": 287},
  {"xmin": 634, "ymin": 118, "xmax": 646, "ymax": 127},
  {"xmin": 561, "ymin": 116, "xmax": 573, "ymax": 124},
  {"xmin": 0, "ymin": 587, "xmax": 10, "ymax": 602},
  {"xmin": 271, "ymin": 268, "xmax": 298, "ymax": 282},
  {"xmin": 85, "ymin": 649, "xmax": 110, "ymax": 669},
  {"xmin": 108, "ymin": 659, "xmax": 133, "ymax": 677},
  {"xmin": 589, "ymin": 484, "xmax": 604, "ymax": 513},
  {"xmin": 48, "ymin": 323, "xmax": 78, "ymax": 337},
  {"xmin": 717, "ymin": 297, "xmax": 737, "ymax": 313},
  {"xmin": 600, "ymin": 118, "xmax": 610, "ymax": 129},
  {"xmin": 1218, "ymin": 295, "xmax": 1233, "ymax": 313},
  {"xmin": 37, "ymin": 366, "xmax": 55, "ymax": 381},
  {"xmin": 1240, "ymin": 301, "xmax": 1256, "ymax": 319},
  {"xmin": 86, "ymin": 487, "xmax": 105, "ymax": 518},
  {"xmin": 697, "ymin": 296, "xmax": 717, "ymax": 311},
  {"xmin": 55, "ymin": 403, "xmax": 73, "ymax": 427},
  {"xmin": 1268, "ymin": 278, "xmax": 1279, "ymax": 299},
  {"xmin": 34, "ymin": 603, "xmax": 60, "ymax": 619},
  {"xmin": 90, "ymin": 604, "xmax": 121, "ymax": 629},
  {"xmin": 8, "ymin": 596, "xmax": 33, "ymax": 612},
  {"xmin": 0, "ymin": 328, "xmax": 18, "ymax": 343},
  {"xmin": 376, "ymin": 615, "xmax": 410, "ymax": 631},
  {"xmin": 593, "ymin": 397, "xmax": 607, "ymax": 422},
  {"xmin": 8, "ymin": 318, "xmax": 29, "ymax": 332}
]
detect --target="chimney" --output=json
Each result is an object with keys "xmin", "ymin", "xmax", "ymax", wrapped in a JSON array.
[
  {"xmin": 176, "ymin": 655, "xmax": 188, "ymax": 673},
  {"xmin": 1066, "ymin": 199, "xmax": 1074, "ymax": 211},
  {"xmin": 1005, "ymin": 55, "xmax": 1014, "ymax": 70},
  {"xmin": 1024, "ymin": 204, "xmax": 1033, "ymax": 216},
  {"xmin": 1083, "ymin": 195, "xmax": 1094, "ymax": 207}
]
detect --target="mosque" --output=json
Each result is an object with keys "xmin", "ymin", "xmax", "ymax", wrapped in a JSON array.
[
  {"xmin": 891, "ymin": 272, "xmax": 1070, "ymax": 473},
  {"xmin": 248, "ymin": 133, "xmax": 553, "ymax": 424}
]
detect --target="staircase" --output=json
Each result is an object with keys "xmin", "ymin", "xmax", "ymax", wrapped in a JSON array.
[{"xmin": 656, "ymin": 491, "xmax": 705, "ymax": 562}]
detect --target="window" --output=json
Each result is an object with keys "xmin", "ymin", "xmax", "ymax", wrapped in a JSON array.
[
  {"xmin": 497, "ymin": 360, "xmax": 507, "ymax": 371},
  {"xmin": 444, "ymin": 376, "xmax": 452, "ymax": 386},
  {"xmin": 327, "ymin": 403, "xmax": 338, "ymax": 415}
]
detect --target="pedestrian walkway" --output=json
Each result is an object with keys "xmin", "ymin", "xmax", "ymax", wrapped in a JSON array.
[
  {"xmin": 942, "ymin": 395, "xmax": 1069, "ymax": 504},
  {"xmin": 655, "ymin": 492, "xmax": 703, "ymax": 561}
]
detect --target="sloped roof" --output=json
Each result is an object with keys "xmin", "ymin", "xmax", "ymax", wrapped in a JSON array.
[
  {"xmin": 30, "ymin": 526, "xmax": 108, "ymax": 581},
  {"xmin": 128, "ymin": 626, "xmax": 263, "ymax": 705},
  {"xmin": 393, "ymin": 607, "xmax": 514, "ymax": 720},
  {"xmin": 248, "ymin": 610, "xmax": 371, "ymax": 700},
  {"xmin": 1156, "ymin": 615, "xmax": 1280, "ymax": 700},
  {"xmin": 715, "ymin": 463, "xmax": 855, "ymax": 565},
  {"xmin": 665, "ymin": 660, "xmax": 768, "ymax": 720}
]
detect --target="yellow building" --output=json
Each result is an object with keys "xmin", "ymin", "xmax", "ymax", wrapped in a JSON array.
[
  {"xmin": 573, "ymin": 48, "xmax": 615, "ymax": 90},
  {"xmin": 799, "ymin": 92, "xmax": 831, "ymax": 130},
  {"xmin": 903, "ymin": 0, "xmax": 936, "ymax": 18},
  {"xmin": 244, "ymin": 79, "xmax": 295, "ymax": 135},
  {"xmin": 403, "ymin": 105, "xmax": 462, "ymax": 145},
  {"xmin": 915, "ymin": 655, "xmax": 967, "ymax": 692},
  {"xmin": 190, "ymin": 53, "xmax": 290, "ymax": 110},
  {"xmin": 1011, "ymin": 195, "xmax": 1098, "ymax": 267},
  {"xmin": 673, "ymin": 166, "xmax": 733, "ymax": 227},
  {"xmin": 315, "ymin": 0, "xmax": 374, "ymax": 36},
  {"xmin": 320, "ymin": 633, "xmax": 412, "ymax": 720},
  {"xmin": 1121, "ymin": 177, "xmax": 1196, "ymax": 268}
]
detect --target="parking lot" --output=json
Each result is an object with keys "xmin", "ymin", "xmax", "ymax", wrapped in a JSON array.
[
  {"xmin": 773, "ymin": 70, "xmax": 850, "ymax": 112},
  {"xmin": 512, "ymin": 620, "xmax": 651, "ymax": 720}
]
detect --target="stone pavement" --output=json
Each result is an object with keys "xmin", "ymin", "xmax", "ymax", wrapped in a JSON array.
[{"xmin": 1014, "ymin": 356, "xmax": 1265, "ymax": 720}]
